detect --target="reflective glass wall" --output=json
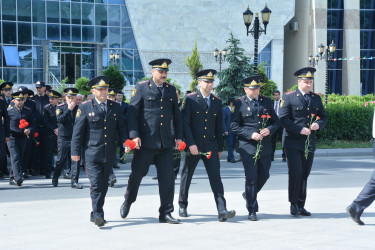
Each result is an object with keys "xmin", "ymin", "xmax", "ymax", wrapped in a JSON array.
[{"xmin": 0, "ymin": 0, "xmax": 144, "ymax": 86}]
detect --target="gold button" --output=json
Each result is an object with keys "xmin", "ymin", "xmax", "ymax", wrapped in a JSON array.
[
  {"xmin": 104, "ymin": 119, "xmax": 106, "ymax": 122},
  {"xmin": 105, "ymin": 143, "xmax": 107, "ymax": 145},
  {"xmin": 258, "ymin": 122, "xmax": 261, "ymax": 123},
  {"xmin": 307, "ymin": 116, "xmax": 309, "ymax": 118},
  {"xmin": 257, "ymin": 114, "xmax": 259, "ymax": 116},
  {"xmin": 206, "ymin": 111, "xmax": 208, "ymax": 114},
  {"xmin": 204, "ymin": 135, "xmax": 206, "ymax": 138},
  {"xmin": 161, "ymin": 99, "xmax": 163, "ymax": 101},
  {"xmin": 104, "ymin": 127, "xmax": 106, "ymax": 129},
  {"xmin": 105, "ymin": 135, "xmax": 107, "ymax": 137},
  {"xmin": 205, "ymin": 127, "xmax": 207, "ymax": 130},
  {"xmin": 205, "ymin": 119, "xmax": 207, "ymax": 121},
  {"xmin": 161, "ymin": 107, "xmax": 163, "ymax": 109},
  {"xmin": 160, "ymin": 123, "xmax": 163, "ymax": 125},
  {"xmin": 307, "ymin": 108, "xmax": 310, "ymax": 110},
  {"xmin": 149, "ymin": 97, "xmax": 152, "ymax": 100},
  {"xmin": 161, "ymin": 115, "xmax": 163, "ymax": 117}
]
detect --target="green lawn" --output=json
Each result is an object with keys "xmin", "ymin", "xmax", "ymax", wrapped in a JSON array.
[{"xmin": 275, "ymin": 140, "xmax": 373, "ymax": 150}]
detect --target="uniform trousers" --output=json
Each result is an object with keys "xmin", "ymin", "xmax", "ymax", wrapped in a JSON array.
[
  {"xmin": 226, "ymin": 132, "xmax": 235, "ymax": 161},
  {"xmin": 0, "ymin": 142, "xmax": 7, "ymax": 175},
  {"xmin": 8, "ymin": 136, "xmax": 26, "ymax": 181},
  {"xmin": 285, "ymin": 148, "xmax": 314, "ymax": 208},
  {"xmin": 239, "ymin": 149, "xmax": 271, "ymax": 213},
  {"xmin": 22, "ymin": 138, "xmax": 35, "ymax": 174},
  {"xmin": 85, "ymin": 161, "xmax": 112, "ymax": 218},
  {"xmin": 53, "ymin": 137, "xmax": 80, "ymax": 183},
  {"xmin": 125, "ymin": 147, "xmax": 175, "ymax": 215},
  {"xmin": 351, "ymin": 169, "xmax": 375, "ymax": 217},
  {"xmin": 173, "ymin": 149, "xmax": 181, "ymax": 177}
]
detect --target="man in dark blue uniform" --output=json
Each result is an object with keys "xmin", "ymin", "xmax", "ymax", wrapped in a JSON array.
[
  {"xmin": 0, "ymin": 82, "xmax": 13, "ymax": 177},
  {"xmin": 71, "ymin": 76, "xmax": 127, "ymax": 227},
  {"xmin": 231, "ymin": 76, "xmax": 280, "ymax": 221},
  {"xmin": 279, "ymin": 67, "xmax": 327, "ymax": 216},
  {"xmin": 7, "ymin": 91, "xmax": 35, "ymax": 186},
  {"xmin": 53, "ymin": 88, "xmax": 83, "ymax": 189},
  {"xmin": 0, "ymin": 92, "xmax": 10, "ymax": 178},
  {"xmin": 43, "ymin": 90, "xmax": 61, "ymax": 181},
  {"xmin": 178, "ymin": 69, "xmax": 236, "ymax": 222},
  {"xmin": 120, "ymin": 58, "xmax": 183, "ymax": 224},
  {"xmin": 222, "ymin": 97, "xmax": 236, "ymax": 163}
]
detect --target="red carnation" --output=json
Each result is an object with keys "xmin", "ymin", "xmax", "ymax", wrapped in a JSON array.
[
  {"xmin": 261, "ymin": 115, "xmax": 267, "ymax": 119},
  {"xmin": 206, "ymin": 151, "xmax": 212, "ymax": 159},
  {"xmin": 36, "ymin": 142, "xmax": 40, "ymax": 146},
  {"xmin": 316, "ymin": 116, "xmax": 321, "ymax": 120},
  {"xmin": 178, "ymin": 141, "xmax": 186, "ymax": 151},
  {"xmin": 34, "ymin": 132, "xmax": 39, "ymax": 138},
  {"xmin": 124, "ymin": 139, "xmax": 136, "ymax": 150},
  {"xmin": 311, "ymin": 113, "xmax": 316, "ymax": 117},
  {"xmin": 267, "ymin": 115, "xmax": 271, "ymax": 119}
]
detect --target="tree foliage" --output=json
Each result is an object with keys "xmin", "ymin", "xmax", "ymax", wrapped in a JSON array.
[
  {"xmin": 75, "ymin": 77, "xmax": 91, "ymax": 96},
  {"xmin": 103, "ymin": 65, "xmax": 126, "ymax": 90},
  {"xmin": 184, "ymin": 40, "xmax": 203, "ymax": 92}
]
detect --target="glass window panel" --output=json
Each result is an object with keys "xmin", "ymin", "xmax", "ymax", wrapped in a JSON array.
[
  {"xmin": 109, "ymin": 27, "xmax": 121, "ymax": 48},
  {"xmin": 18, "ymin": 46, "xmax": 33, "ymax": 68},
  {"xmin": 95, "ymin": 27, "xmax": 107, "ymax": 43},
  {"xmin": 123, "ymin": 71, "xmax": 134, "ymax": 85},
  {"xmin": 61, "ymin": 25, "xmax": 71, "ymax": 41},
  {"xmin": 3, "ymin": 46, "xmax": 21, "ymax": 66},
  {"xmin": 102, "ymin": 49, "xmax": 109, "ymax": 69},
  {"xmin": 82, "ymin": 0, "xmax": 95, "ymax": 2},
  {"xmin": 105, "ymin": 0, "xmax": 124, "ymax": 3},
  {"xmin": 3, "ymin": 22, "xmax": 17, "ymax": 44},
  {"xmin": 18, "ymin": 23, "xmax": 32, "ymax": 45},
  {"xmin": 122, "ymin": 28, "xmax": 137, "ymax": 49},
  {"xmin": 82, "ymin": 3, "xmax": 94, "ymax": 25},
  {"xmin": 121, "ymin": 50, "xmax": 133, "ymax": 71},
  {"xmin": 134, "ymin": 71, "xmax": 145, "ymax": 85},
  {"xmin": 33, "ymin": 69, "xmax": 43, "ymax": 83},
  {"xmin": 108, "ymin": 5, "xmax": 120, "ymax": 26},
  {"xmin": 47, "ymin": 24, "xmax": 60, "ymax": 40},
  {"xmin": 72, "ymin": 25, "xmax": 81, "ymax": 41},
  {"xmin": 71, "ymin": 2, "xmax": 81, "ymax": 25},
  {"xmin": 134, "ymin": 50, "xmax": 143, "ymax": 71},
  {"xmin": 33, "ymin": 23, "xmax": 46, "ymax": 41},
  {"xmin": 18, "ymin": 69, "xmax": 33, "ymax": 84},
  {"xmin": 95, "ymin": 5, "xmax": 107, "ymax": 26},
  {"xmin": 361, "ymin": 0, "xmax": 373, "ymax": 9},
  {"xmin": 2, "ymin": 0, "xmax": 16, "ymax": 21},
  {"xmin": 3, "ymin": 68, "xmax": 17, "ymax": 83},
  {"xmin": 32, "ymin": 0, "xmax": 45, "ymax": 22},
  {"xmin": 18, "ymin": 0, "xmax": 32, "ymax": 22},
  {"xmin": 121, "ymin": 6, "xmax": 131, "ymax": 27},
  {"xmin": 360, "ymin": 11, "xmax": 375, "ymax": 29},
  {"xmin": 82, "ymin": 48, "xmax": 95, "ymax": 69},
  {"xmin": 33, "ymin": 46, "xmax": 43, "ymax": 68},
  {"xmin": 61, "ymin": 2, "xmax": 71, "ymax": 24},
  {"xmin": 47, "ymin": 1, "xmax": 60, "ymax": 23},
  {"xmin": 50, "ymin": 69, "xmax": 61, "ymax": 82},
  {"xmin": 82, "ymin": 26, "xmax": 94, "ymax": 42},
  {"xmin": 82, "ymin": 70, "xmax": 95, "ymax": 79}
]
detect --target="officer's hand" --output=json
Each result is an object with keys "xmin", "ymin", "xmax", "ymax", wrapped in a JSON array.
[
  {"xmin": 54, "ymin": 129, "xmax": 58, "ymax": 136},
  {"xmin": 189, "ymin": 145, "xmax": 199, "ymax": 155},
  {"xmin": 224, "ymin": 132, "xmax": 229, "ymax": 136},
  {"xmin": 24, "ymin": 129, "xmax": 30, "ymax": 136},
  {"xmin": 218, "ymin": 152, "xmax": 222, "ymax": 158},
  {"xmin": 5, "ymin": 137, "xmax": 9, "ymax": 143},
  {"xmin": 133, "ymin": 137, "xmax": 141, "ymax": 149},
  {"xmin": 260, "ymin": 128, "xmax": 270, "ymax": 137},
  {"xmin": 251, "ymin": 132, "xmax": 263, "ymax": 141},
  {"xmin": 175, "ymin": 139, "xmax": 182, "ymax": 150},
  {"xmin": 300, "ymin": 127, "xmax": 311, "ymax": 135},
  {"xmin": 71, "ymin": 155, "xmax": 80, "ymax": 161},
  {"xmin": 310, "ymin": 123, "xmax": 320, "ymax": 131},
  {"xmin": 68, "ymin": 102, "xmax": 76, "ymax": 110}
]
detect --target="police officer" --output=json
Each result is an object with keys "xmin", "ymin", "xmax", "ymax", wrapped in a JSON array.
[
  {"xmin": 0, "ymin": 92, "xmax": 10, "ymax": 178},
  {"xmin": 1, "ymin": 82, "xmax": 13, "ymax": 106},
  {"xmin": 7, "ymin": 91, "xmax": 35, "ymax": 186},
  {"xmin": 71, "ymin": 76, "xmax": 127, "ymax": 227},
  {"xmin": 43, "ymin": 90, "xmax": 61, "ymax": 180},
  {"xmin": 231, "ymin": 76, "xmax": 279, "ymax": 221},
  {"xmin": 53, "ymin": 88, "xmax": 82, "ymax": 189},
  {"xmin": 120, "ymin": 58, "xmax": 183, "ymax": 224},
  {"xmin": 178, "ymin": 69, "xmax": 236, "ymax": 222},
  {"xmin": 279, "ymin": 67, "xmax": 327, "ymax": 216}
]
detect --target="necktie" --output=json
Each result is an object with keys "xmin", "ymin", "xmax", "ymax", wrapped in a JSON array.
[
  {"xmin": 304, "ymin": 94, "xmax": 310, "ymax": 105},
  {"xmin": 158, "ymin": 87, "xmax": 163, "ymax": 96},
  {"xmin": 100, "ymin": 103, "xmax": 106, "ymax": 113},
  {"xmin": 204, "ymin": 98, "xmax": 209, "ymax": 110}
]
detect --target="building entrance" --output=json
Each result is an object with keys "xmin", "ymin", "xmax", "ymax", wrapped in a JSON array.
[{"xmin": 61, "ymin": 53, "xmax": 81, "ymax": 84}]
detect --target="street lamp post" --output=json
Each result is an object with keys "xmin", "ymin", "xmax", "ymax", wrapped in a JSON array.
[
  {"xmin": 109, "ymin": 50, "xmax": 120, "ymax": 65},
  {"xmin": 213, "ymin": 47, "xmax": 228, "ymax": 71},
  {"xmin": 243, "ymin": 4, "xmax": 271, "ymax": 75}
]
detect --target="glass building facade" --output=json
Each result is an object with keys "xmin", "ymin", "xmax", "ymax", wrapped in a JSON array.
[{"xmin": 0, "ymin": 0, "xmax": 144, "ymax": 87}]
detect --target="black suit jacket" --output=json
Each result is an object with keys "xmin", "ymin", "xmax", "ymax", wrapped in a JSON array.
[
  {"xmin": 231, "ymin": 95, "xmax": 280, "ymax": 156},
  {"xmin": 127, "ymin": 79, "xmax": 183, "ymax": 149},
  {"xmin": 43, "ymin": 104, "xmax": 58, "ymax": 137},
  {"xmin": 0, "ymin": 99, "xmax": 10, "ymax": 142},
  {"xmin": 279, "ymin": 88, "xmax": 327, "ymax": 152},
  {"xmin": 56, "ymin": 103, "xmax": 77, "ymax": 140},
  {"xmin": 182, "ymin": 91, "xmax": 223, "ymax": 152},
  {"xmin": 71, "ymin": 99, "xmax": 127, "ymax": 164}
]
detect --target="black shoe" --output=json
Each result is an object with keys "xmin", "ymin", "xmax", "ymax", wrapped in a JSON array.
[
  {"xmin": 45, "ymin": 175, "xmax": 51, "ymax": 179},
  {"xmin": 152, "ymin": 176, "xmax": 158, "ymax": 180},
  {"xmin": 282, "ymin": 157, "xmax": 286, "ymax": 162},
  {"xmin": 94, "ymin": 217, "xmax": 106, "ymax": 227},
  {"xmin": 71, "ymin": 183, "xmax": 83, "ymax": 189},
  {"xmin": 120, "ymin": 160, "xmax": 126, "ymax": 164},
  {"xmin": 113, "ymin": 165, "xmax": 120, "ymax": 169},
  {"xmin": 120, "ymin": 200, "xmax": 131, "ymax": 219},
  {"xmin": 299, "ymin": 207, "xmax": 311, "ymax": 216},
  {"xmin": 179, "ymin": 207, "xmax": 189, "ymax": 217},
  {"xmin": 16, "ymin": 178, "xmax": 23, "ymax": 186},
  {"xmin": 9, "ymin": 179, "xmax": 17, "ymax": 186},
  {"xmin": 218, "ymin": 210, "xmax": 236, "ymax": 222},
  {"xmin": 230, "ymin": 159, "xmax": 236, "ymax": 163},
  {"xmin": 290, "ymin": 204, "xmax": 300, "ymax": 216},
  {"xmin": 248, "ymin": 212, "xmax": 257, "ymax": 221},
  {"xmin": 159, "ymin": 213, "xmax": 181, "ymax": 224},
  {"xmin": 64, "ymin": 173, "xmax": 71, "ymax": 179},
  {"xmin": 52, "ymin": 179, "xmax": 58, "ymax": 187},
  {"xmin": 242, "ymin": 192, "xmax": 246, "ymax": 200},
  {"xmin": 346, "ymin": 204, "xmax": 364, "ymax": 225},
  {"xmin": 108, "ymin": 178, "xmax": 117, "ymax": 187},
  {"xmin": 90, "ymin": 212, "xmax": 94, "ymax": 222}
]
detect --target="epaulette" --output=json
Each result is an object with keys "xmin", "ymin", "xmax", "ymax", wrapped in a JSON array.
[
  {"xmin": 82, "ymin": 100, "xmax": 92, "ymax": 105},
  {"xmin": 236, "ymin": 96, "xmax": 245, "ymax": 101},
  {"xmin": 187, "ymin": 92, "xmax": 197, "ymax": 96},
  {"xmin": 24, "ymin": 106, "xmax": 31, "ymax": 110},
  {"xmin": 213, "ymin": 95, "xmax": 221, "ymax": 101},
  {"xmin": 58, "ymin": 103, "xmax": 65, "ymax": 107},
  {"xmin": 44, "ymin": 103, "xmax": 51, "ymax": 108},
  {"xmin": 7, "ymin": 106, "xmax": 13, "ymax": 111},
  {"xmin": 286, "ymin": 90, "xmax": 296, "ymax": 95},
  {"xmin": 138, "ymin": 80, "xmax": 150, "ymax": 85},
  {"xmin": 164, "ymin": 82, "xmax": 174, "ymax": 88},
  {"xmin": 29, "ymin": 99, "xmax": 36, "ymax": 102}
]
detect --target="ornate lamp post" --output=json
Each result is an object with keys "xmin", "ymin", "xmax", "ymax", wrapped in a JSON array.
[
  {"xmin": 109, "ymin": 50, "xmax": 120, "ymax": 65},
  {"xmin": 243, "ymin": 4, "xmax": 271, "ymax": 75},
  {"xmin": 213, "ymin": 47, "xmax": 228, "ymax": 71}
]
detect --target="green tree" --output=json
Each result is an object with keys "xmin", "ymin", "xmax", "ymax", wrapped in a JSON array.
[
  {"xmin": 257, "ymin": 64, "xmax": 277, "ymax": 99},
  {"xmin": 0, "ymin": 79, "xmax": 5, "ymax": 84},
  {"xmin": 216, "ymin": 33, "xmax": 253, "ymax": 104},
  {"xmin": 75, "ymin": 77, "xmax": 91, "ymax": 96},
  {"xmin": 103, "ymin": 65, "xmax": 125, "ymax": 90},
  {"xmin": 184, "ymin": 40, "xmax": 203, "ymax": 92}
]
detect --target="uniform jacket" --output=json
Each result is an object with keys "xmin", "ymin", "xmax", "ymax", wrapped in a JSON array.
[
  {"xmin": 43, "ymin": 103, "xmax": 58, "ymax": 138},
  {"xmin": 128, "ymin": 79, "xmax": 183, "ymax": 149},
  {"xmin": 71, "ymin": 99, "xmax": 128, "ymax": 164},
  {"xmin": 222, "ymin": 106, "xmax": 232, "ymax": 134},
  {"xmin": 31, "ymin": 95, "xmax": 48, "ymax": 127},
  {"xmin": 279, "ymin": 88, "xmax": 327, "ymax": 152},
  {"xmin": 182, "ymin": 91, "xmax": 223, "ymax": 152},
  {"xmin": 7, "ymin": 106, "xmax": 35, "ymax": 138},
  {"xmin": 230, "ymin": 95, "xmax": 280, "ymax": 156},
  {"xmin": 56, "ymin": 103, "xmax": 77, "ymax": 140},
  {"xmin": 0, "ymin": 99, "xmax": 10, "ymax": 142}
]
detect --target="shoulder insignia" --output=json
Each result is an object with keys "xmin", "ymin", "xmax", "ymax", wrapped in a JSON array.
[
  {"xmin": 187, "ymin": 92, "xmax": 197, "ymax": 96},
  {"xmin": 231, "ymin": 106, "xmax": 235, "ymax": 113},
  {"xmin": 138, "ymin": 80, "xmax": 150, "ymax": 85},
  {"xmin": 131, "ymin": 88, "xmax": 137, "ymax": 97},
  {"xmin": 76, "ymin": 109, "xmax": 81, "ymax": 118},
  {"xmin": 58, "ymin": 103, "xmax": 65, "ymax": 107},
  {"xmin": 214, "ymin": 96, "xmax": 221, "ymax": 101},
  {"xmin": 286, "ymin": 90, "xmax": 296, "ymax": 95},
  {"xmin": 56, "ymin": 109, "xmax": 61, "ymax": 116},
  {"xmin": 29, "ymin": 99, "xmax": 35, "ymax": 102},
  {"xmin": 7, "ymin": 106, "xmax": 13, "ymax": 111},
  {"xmin": 44, "ymin": 104, "xmax": 50, "ymax": 108},
  {"xmin": 82, "ymin": 100, "xmax": 92, "ymax": 105},
  {"xmin": 181, "ymin": 101, "xmax": 186, "ymax": 110},
  {"xmin": 280, "ymin": 100, "xmax": 285, "ymax": 108},
  {"xmin": 24, "ymin": 106, "xmax": 31, "ymax": 110}
]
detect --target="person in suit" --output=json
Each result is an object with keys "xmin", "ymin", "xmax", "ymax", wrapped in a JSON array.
[
  {"xmin": 279, "ymin": 67, "xmax": 327, "ymax": 217},
  {"xmin": 116, "ymin": 90, "xmax": 128, "ymax": 164},
  {"xmin": 346, "ymin": 109, "xmax": 375, "ymax": 225},
  {"xmin": 271, "ymin": 90, "xmax": 286, "ymax": 162},
  {"xmin": 178, "ymin": 69, "xmax": 236, "ymax": 222},
  {"xmin": 7, "ymin": 91, "xmax": 35, "ymax": 186},
  {"xmin": 231, "ymin": 76, "xmax": 280, "ymax": 221},
  {"xmin": 222, "ymin": 98, "xmax": 236, "ymax": 163},
  {"xmin": 0, "ymin": 93, "xmax": 10, "ymax": 178},
  {"xmin": 120, "ymin": 58, "xmax": 183, "ymax": 224},
  {"xmin": 71, "ymin": 76, "xmax": 127, "ymax": 227}
]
